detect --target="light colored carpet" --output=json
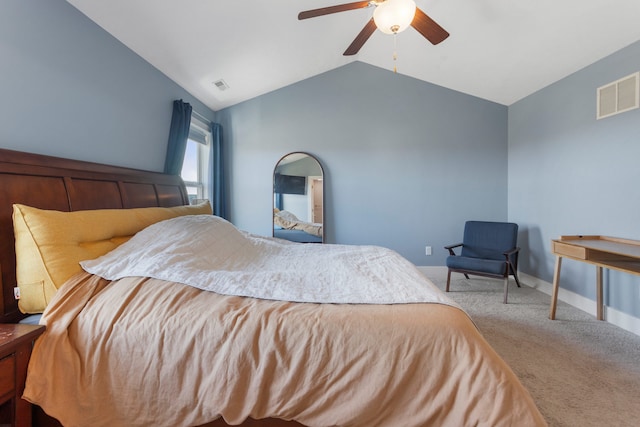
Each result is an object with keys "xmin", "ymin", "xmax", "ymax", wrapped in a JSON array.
[{"xmin": 425, "ymin": 268, "xmax": 640, "ymax": 427}]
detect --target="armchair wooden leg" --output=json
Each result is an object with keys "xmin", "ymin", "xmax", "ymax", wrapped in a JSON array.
[
  {"xmin": 509, "ymin": 263, "xmax": 521, "ymax": 288},
  {"xmin": 446, "ymin": 269, "xmax": 452, "ymax": 292},
  {"xmin": 503, "ymin": 277, "xmax": 509, "ymax": 304}
]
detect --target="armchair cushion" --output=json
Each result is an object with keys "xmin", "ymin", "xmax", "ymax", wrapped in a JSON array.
[
  {"xmin": 446, "ymin": 256, "xmax": 508, "ymax": 276},
  {"xmin": 460, "ymin": 221, "xmax": 518, "ymax": 261}
]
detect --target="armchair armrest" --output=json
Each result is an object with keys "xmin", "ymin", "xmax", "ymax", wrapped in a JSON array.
[
  {"xmin": 503, "ymin": 247, "xmax": 520, "ymax": 257},
  {"xmin": 503, "ymin": 247, "xmax": 520, "ymax": 265},
  {"xmin": 445, "ymin": 243, "xmax": 463, "ymax": 256}
]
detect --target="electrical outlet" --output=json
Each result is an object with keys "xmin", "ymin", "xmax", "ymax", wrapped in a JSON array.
[{"xmin": 425, "ymin": 246, "xmax": 432, "ymax": 256}]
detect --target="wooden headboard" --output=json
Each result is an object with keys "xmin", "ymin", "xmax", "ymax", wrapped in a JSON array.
[{"xmin": 0, "ymin": 148, "xmax": 189, "ymax": 323}]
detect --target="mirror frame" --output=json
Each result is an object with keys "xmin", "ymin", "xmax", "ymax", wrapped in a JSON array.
[{"xmin": 273, "ymin": 152, "xmax": 325, "ymax": 243}]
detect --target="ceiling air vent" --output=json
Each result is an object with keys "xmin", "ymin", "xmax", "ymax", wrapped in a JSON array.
[
  {"xmin": 597, "ymin": 72, "xmax": 639, "ymax": 119},
  {"xmin": 213, "ymin": 79, "xmax": 229, "ymax": 91}
]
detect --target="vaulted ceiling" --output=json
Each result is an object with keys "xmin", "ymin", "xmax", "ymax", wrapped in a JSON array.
[{"xmin": 66, "ymin": 0, "xmax": 640, "ymax": 111}]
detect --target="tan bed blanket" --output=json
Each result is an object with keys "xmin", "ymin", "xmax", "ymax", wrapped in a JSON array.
[{"xmin": 24, "ymin": 272, "xmax": 546, "ymax": 427}]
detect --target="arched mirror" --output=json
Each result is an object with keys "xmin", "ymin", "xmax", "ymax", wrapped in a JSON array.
[{"xmin": 273, "ymin": 152, "xmax": 324, "ymax": 243}]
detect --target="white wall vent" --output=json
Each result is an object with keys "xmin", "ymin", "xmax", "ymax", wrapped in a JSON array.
[
  {"xmin": 597, "ymin": 72, "xmax": 639, "ymax": 119},
  {"xmin": 213, "ymin": 79, "xmax": 229, "ymax": 91}
]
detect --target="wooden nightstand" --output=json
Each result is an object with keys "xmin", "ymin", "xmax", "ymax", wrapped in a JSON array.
[{"xmin": 0, "ymin": 324, "xmax": 45, "ymax": 427}]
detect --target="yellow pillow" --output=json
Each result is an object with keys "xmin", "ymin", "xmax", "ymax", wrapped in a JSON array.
[{"xmin": 13, "ymin": 201, "xmax": 212, "ymax": 313}]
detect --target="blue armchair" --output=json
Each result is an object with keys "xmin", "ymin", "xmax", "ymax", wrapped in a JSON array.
[{"xmin": 445, "ymin": 221, "xmax": 521, "ymax": 303}]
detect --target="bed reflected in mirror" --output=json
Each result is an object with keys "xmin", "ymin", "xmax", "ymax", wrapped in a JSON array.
[{"xmin": 273, "ymin": 152, "xmax": 324, "ymax": 243}]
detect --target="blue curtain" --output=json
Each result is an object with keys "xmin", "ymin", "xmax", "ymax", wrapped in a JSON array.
[
  {"xmin": 163, "ymin": 100, "xmax": 192, "ymax": 175},
  {"xmin": 209, "ymin": 123, "xmax": 228, "ymax": 219}
]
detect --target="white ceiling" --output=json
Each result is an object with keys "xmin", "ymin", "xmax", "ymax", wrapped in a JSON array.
[{"xmin": 66, "ymin": 0, "xmax": 640, "ymax": 111}]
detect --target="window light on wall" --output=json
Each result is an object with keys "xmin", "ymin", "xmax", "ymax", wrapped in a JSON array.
[{"xmin": 181, "ymin": 114, "xmax": 211, "ymax": 202}]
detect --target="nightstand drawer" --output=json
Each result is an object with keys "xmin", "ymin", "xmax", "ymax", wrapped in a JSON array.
[{"xmin": 0, "ymin": 355, "xmax": 15, "ymax": 398}]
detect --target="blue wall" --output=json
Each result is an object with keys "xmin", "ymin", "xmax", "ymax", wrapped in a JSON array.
[
  {"xmin": 216, "ymin": 62, "xmax": 509, "ymax": 265},
  {"xmin": 6, "ymin": 0, "xmax": 639, "ymax": 320},
  {"xmin": 0, "ymin": 0, "xmax": 214, "ymax": 172},
  {"xmin": 509, "ymin": 40, "xmax": 640, "ymax": 318}
]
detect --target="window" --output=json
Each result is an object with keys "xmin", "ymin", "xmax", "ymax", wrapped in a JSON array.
[{"xmin": 181, "ymin": 115, "xmax": 211, "ymax": 203}]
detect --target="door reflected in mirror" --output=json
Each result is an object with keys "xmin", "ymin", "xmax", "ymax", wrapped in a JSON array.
[{"xmin": 273, "ymin": 152, "xmax": 324, "ymax": 243}]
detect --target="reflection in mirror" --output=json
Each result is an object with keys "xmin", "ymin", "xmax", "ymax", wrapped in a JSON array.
[{"xmin": 273, "ymin": 152, "xmax": 324, "ymax": 243}]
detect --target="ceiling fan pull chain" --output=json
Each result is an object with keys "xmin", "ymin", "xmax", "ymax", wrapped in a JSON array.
[{"xmin": 393, "ymin": 32, "xmax": 398, "ymax": 73}]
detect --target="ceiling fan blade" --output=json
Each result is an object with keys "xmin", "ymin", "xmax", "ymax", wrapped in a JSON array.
[
  {"xmin": 411, "ymin": 7, "xmax": 449, "ymax": 45},
  {"xmin": 298, "ymin": 1, "xmax": 371, "ymax": 20},
  {"xmin": 343, "ymin": 18, "xmax": 377, "ymax": 56}
]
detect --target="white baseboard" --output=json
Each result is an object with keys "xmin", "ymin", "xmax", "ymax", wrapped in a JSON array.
[
  {"xmin": 417, "ymin": 266, "xmax": 640, "ymax": 337},
  {"xmin": 518, "ymin": 272, "xmax": 596, "ymax": 314}
]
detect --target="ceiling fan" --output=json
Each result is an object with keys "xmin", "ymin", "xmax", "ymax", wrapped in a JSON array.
[{"xmin": 298, "ymin": 0, "xmax": 449, "ymax": 56}]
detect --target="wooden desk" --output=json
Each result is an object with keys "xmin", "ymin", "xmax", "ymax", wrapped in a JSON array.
[{"xmin": 550, "ymin": 235, "xmax": 640, "ymax": 320}]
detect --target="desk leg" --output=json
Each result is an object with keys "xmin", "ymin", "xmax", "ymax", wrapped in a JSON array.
[
  {"xmin": 549, "ymin": 256, "xmax": 562, "ymax": 320},
  {"xmin": 596, "ymin": 266, "xmax": 604, "ymax": 320}
]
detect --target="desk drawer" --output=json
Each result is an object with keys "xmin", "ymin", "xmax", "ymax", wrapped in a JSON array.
[
  {"xmin": 0, "ymin": 355, "xmax": 15, "ymax": 397},
  {"xmin": 553, "ymin": 241, "xmax": 587, "ymax": 259}
]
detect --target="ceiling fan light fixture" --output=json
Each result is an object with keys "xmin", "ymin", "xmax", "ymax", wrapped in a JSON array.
[{"xmin": 373, "ymin": 0, "xmax": 417, "ymax": 34}]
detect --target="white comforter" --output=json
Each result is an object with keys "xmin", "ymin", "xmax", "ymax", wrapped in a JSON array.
[{"xmin": 81, "ymin": 215, "xmax": 455, "ymax": 306}]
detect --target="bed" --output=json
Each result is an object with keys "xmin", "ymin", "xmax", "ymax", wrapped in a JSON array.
[
  {"xmin": 273, "ymin": 228, "xmax": 322, "ymax": 243},
  {"xmin": 0, "ymin": 148, "xmax": 547, "ymax": 427},
  {"xmin": 273, "ymin": 209, "xmax": 323, "ymax": 243}
]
